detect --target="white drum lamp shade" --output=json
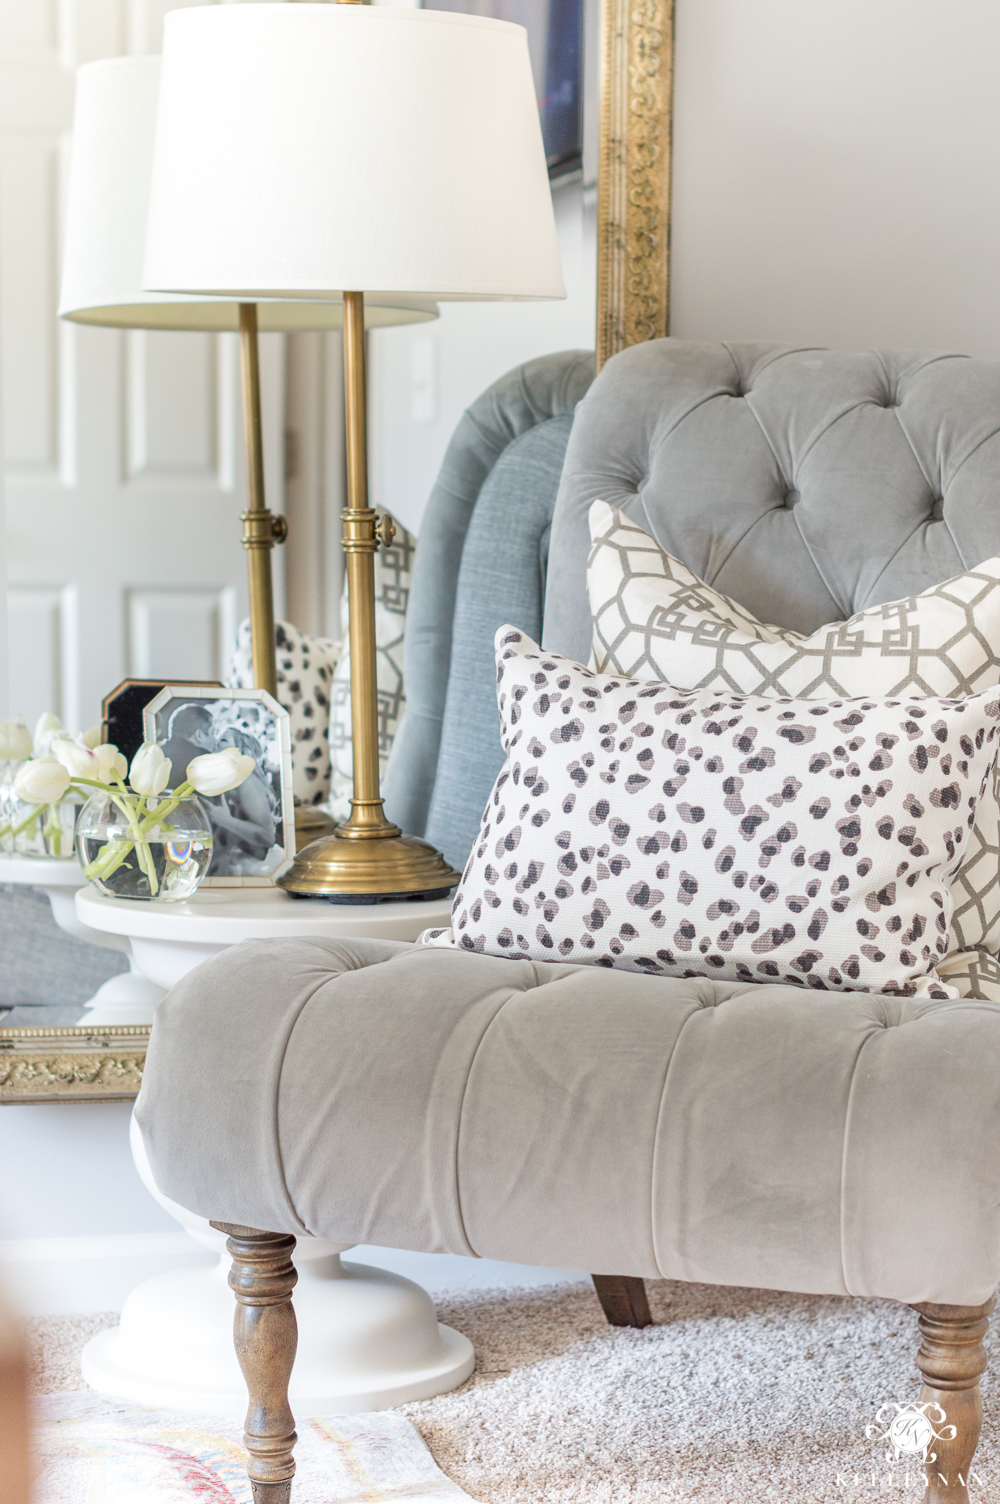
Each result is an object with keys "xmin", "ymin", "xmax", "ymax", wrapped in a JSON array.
[
  {"xmin": 59, "ymin": 55, "xmax": 439, "ymax": 331},
  {"xmin": 142, "ymin": 3, "xmax": 565, "ymax": 304}
]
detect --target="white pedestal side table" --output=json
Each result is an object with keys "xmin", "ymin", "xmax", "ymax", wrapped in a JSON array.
[
  {"xmin": 75, "ymin": 884, "xmax": 472, "ymax": 1416},
  {"xmin": 75, "ymin": 884, "xmax": 453, "ymax": 991},
  {"xmin": 0, "ymin": 856, "xmax": 165, "ymax": 1026}
]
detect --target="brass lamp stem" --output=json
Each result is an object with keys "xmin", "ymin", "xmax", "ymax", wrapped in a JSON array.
[
  {"xmin": 277, "ymin": 290, "xmax": 461, "ymax": 898},
  {"xmin": 238, "ymin": 301, "xmax": 287, "ymax": 698},
  {"xmin": 339, "ymin": 290, "xmax": 399, "ymax": 840}
]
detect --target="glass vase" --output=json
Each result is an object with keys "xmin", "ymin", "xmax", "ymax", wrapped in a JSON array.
[
  {"xmin": 0, "ymin": 762, "xmax": 21, "ymax": 855},
  {"xmin": 76, "ymin": 789, "xmax": 213, "ymax": 901},
  {"xmin": 10, "ymin": 789, "xmax": 82, "ymax": 859}
]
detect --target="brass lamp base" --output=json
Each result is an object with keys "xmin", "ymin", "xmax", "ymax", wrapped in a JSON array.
[{"xmin": 278, "ymin": 827, "xmax": 461, "ymax": 902}]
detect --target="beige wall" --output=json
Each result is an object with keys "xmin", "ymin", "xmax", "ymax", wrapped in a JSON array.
[
  {"xmin": 670, "ymin": 0, "xmax": 1000, "ymax": 355},
  {"xmin": 374, "ymin": 1, "xmax": 1000, "ymax": 536}
]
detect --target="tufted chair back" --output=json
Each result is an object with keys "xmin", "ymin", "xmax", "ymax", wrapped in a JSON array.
[
  {"xmin": 384, "ymin": 350, "xmax": 594, "ymax": 858},
  {"xmin": 543, "ymin": 340, "xmax": 1000, "ymax": 661}
]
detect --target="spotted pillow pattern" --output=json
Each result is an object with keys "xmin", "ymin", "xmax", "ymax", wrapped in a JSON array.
[
  {"xmin": 228, "ymin": 618, "xmax": 339, "ymax": 805},
  {"xmin": 419, "ymin": 628, "xmax": 1000, "ymax": 999},
  {"xmin": 587, "ymin": 500, "xmax": 1000, "ymax": 977}
]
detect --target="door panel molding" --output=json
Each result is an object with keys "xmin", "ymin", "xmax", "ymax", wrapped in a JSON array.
[
  {"xmin": 127, "ymin": 585, "xmax": 238, "ymax": 683},
  {"xmin": 7, "ymin": 582, "xmax": 79, "ymax": 730}
]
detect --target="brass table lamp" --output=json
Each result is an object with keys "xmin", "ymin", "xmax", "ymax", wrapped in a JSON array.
[
  {"xmin": 142, "ymin": 2, "xmax": 565, "ymax": 899},
  {"xmin": 58, "ymin": 54, "xmax": 439, "ymax": 703}
]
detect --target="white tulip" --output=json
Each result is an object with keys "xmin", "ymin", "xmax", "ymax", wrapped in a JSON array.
[
  {"xmin": 130, "ymin": 743, "xmax": 171, "ymax": 797},
  {"xmin": 186, "ymin": 748, "xmax": 256, "ymax": 797},
  {"xmin": 82, "ymin": 725, "xmax": 103, "ymax": 749},
  {"xmin": 52, "ymin": 736, "xmax": 98, "ymax": 779},
  {"xmin": 93, "ymin": 742, "xmax": 128, "ymax": 785},
  {"xmin": 33, "ymin": 711, "xmax": 65, "ymax": 757},
  {"xmin": 13, "ymin": 757, "xmax": 71, "ymax": 805},
  {"xmin": 0, "ymin": 718, "xmax": 33, "ymax": 760}
]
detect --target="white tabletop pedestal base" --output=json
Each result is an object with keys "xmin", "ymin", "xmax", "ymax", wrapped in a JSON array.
[
  {"xmin": 76, "ymin": 891, "xmax": 469, "ymax": 1414},
  {"xmin": 81, "ymin": 1247, "xmax": 474, "ymax": 1417},
  {"xmin": 76, "ymin": 966, "xmax": 167, "ymax": 1027}
]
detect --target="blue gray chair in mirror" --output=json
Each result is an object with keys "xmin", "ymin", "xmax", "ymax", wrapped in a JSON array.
[
  {"xmin": 382, "ymin": 348, "xmax": 596, "ymax": 871},
  {"xmin": 138, "ymin": 339, "xmax": 1000, "ymax": 1502}
]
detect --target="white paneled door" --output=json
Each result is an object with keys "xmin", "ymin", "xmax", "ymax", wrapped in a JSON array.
[{"xmin": 0, "ymin": 1, "xmax": 284, "ymax": 732}]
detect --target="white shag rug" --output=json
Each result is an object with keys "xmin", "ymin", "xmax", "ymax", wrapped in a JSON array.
[{"xmin": 29, "ymin": 1278, "xmax": 1000, "ymax": 1502}]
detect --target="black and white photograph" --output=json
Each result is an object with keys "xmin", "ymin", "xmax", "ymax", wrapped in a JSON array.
[{"xmin": 143, "ymin": 687, "xmax": 295, "ymax": 886}]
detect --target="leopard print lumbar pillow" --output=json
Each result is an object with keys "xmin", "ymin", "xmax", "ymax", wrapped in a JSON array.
[
  {"xmin": 418, "ymin": 627, "xmax": 1000, "ymax": 999},
  {"xmin": 587, "ymin": 499, "xmax": 1000, "ymax": 976}
]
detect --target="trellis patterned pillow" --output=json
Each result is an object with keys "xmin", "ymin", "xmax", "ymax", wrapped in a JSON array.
[
  {"xmin": 418, "ymin": 628, "xmax": 1000, "ymax": 999},
  {"xmin": 328, "ymin": 517, "xmax": 414, "ymax": 822},
  {"xmin": 587, "ymin": 500, "xmax": 1000, "ymax": 998}
]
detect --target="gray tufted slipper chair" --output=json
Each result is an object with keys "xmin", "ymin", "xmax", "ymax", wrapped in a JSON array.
[{"xmin": 137, "ymin": 340, "xmax": 1000, "ymax": 1503}]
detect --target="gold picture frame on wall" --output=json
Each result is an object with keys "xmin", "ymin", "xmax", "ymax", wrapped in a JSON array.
[{"xmin": 0, "ymin": 0, "xmax": 676, "ymax": 1105}]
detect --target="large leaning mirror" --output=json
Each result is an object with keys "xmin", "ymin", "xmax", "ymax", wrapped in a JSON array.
[{"xmin": 0, "ymin": 0, "xmax": 674, "ymax": 1104}]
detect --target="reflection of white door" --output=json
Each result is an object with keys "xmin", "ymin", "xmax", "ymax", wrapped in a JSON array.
[{"xmin": 0, "ymin": 1, "xmax": 285, "ymax": 734}]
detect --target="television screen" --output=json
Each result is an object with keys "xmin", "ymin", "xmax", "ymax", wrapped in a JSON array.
[{"xmin": 424, "ymin": 0, "xmax": 584, "ymax": 179}]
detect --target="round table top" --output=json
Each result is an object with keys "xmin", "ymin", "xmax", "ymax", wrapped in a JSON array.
[
  {"xmin": 0, "ymin": 854, "xmax": 85, "ymax": 888},
  {"xmin": 75, "ymin": 883, "xmax": 454, "ymax": 944}
]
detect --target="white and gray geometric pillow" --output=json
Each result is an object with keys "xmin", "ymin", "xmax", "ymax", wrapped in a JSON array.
[
  {"xmin": 419, "ymin": 628, "xmax": 1000, "ymax": 1000},
  {"xmin": 329, "ymin": 517, "xmax": 414, "ymax": 823},
  {"xmin": 588, "ymin": 500, "xmax": 1000, "ymax": 976}
]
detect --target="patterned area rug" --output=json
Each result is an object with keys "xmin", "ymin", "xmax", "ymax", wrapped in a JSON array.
[
  {"xmin": 34, "ymin": 1392, "xmax": 477, "ymax": 1504},
  {"xmin": 29, "ymin": 1279, "xmax": 1000, "ymax": 1502}
]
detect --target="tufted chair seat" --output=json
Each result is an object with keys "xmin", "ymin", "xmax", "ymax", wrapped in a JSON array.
[
  {"xmin": 138, "ymin": 339, "xmax": 1000, "ymax": 1503},
  {"xmin": 139, "ymin": 936, "xmax": 1000, "ymax": 1309}
]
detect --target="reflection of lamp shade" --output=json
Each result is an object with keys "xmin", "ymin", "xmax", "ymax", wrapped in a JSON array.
[
  {"xmin": 142, "ymin": 4, "xmax": 565, "ymax": 304},
  {"xmin": 59, "ymin": 55, "xmax": 439, "ymax": 331}
]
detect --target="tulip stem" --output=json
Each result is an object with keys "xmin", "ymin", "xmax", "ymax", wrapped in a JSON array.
[
  {"xmin": 10, "ymin": 805, "xmax": 44, "ymax": 841},
  {"xmin": 109, "ymin": 776, "xmax": 159, "ymax": 897},
  {"xmin": 76, "ymin": 780, "xmax": 202, "ymax": 892},
  {"xmin": 42, "ymin": 801, "xmax": 62, "ymax": 857}
]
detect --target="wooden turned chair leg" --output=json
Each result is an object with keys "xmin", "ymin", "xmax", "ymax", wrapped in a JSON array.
[
  {"xmin": 910, "ymin": 1294, "xmax": 995, "ymax": 1504},
  {"xmin": 592, "ymin": 1274, "xmax": 651, "ymax": 1328},
  {"xmin": 212, "ymin": 1222, "xmax": 299, "ymax": 1504}
]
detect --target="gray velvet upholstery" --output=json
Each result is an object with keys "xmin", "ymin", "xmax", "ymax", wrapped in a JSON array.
[
  {"xmin": 383, "ymin": 350, "xmax": 594, "ymax": 841},
  {"xmin": 137, "ymin": 936, "xmax": 1000, "ymax": 1305},
  {"xmin": 421, "ymin": 417, "xmax": 574, "ymax": 871},
  {"xmin": 0, "ymin": 885, "xmax": 127, "ymax": 1019},
  {"xmin": 140, "ymin": 337, "xmax": 1000, "ymax": 1312},
  {"xmin": 544, "ymin": 340, "xmax": 1000, "ymax": 660}
]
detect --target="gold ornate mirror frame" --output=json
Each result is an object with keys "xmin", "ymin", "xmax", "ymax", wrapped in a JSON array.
[
  {"xmin": 598, "ymin": 0, "xmax": 674, "ymax": 369},
  {"xmin": 0, "ymin": 0, "xmax": 675, "ymax": 1104},
  {"xmin": 0, "ymin": 1026, "xmax": 148, "ymax": 1105}
]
